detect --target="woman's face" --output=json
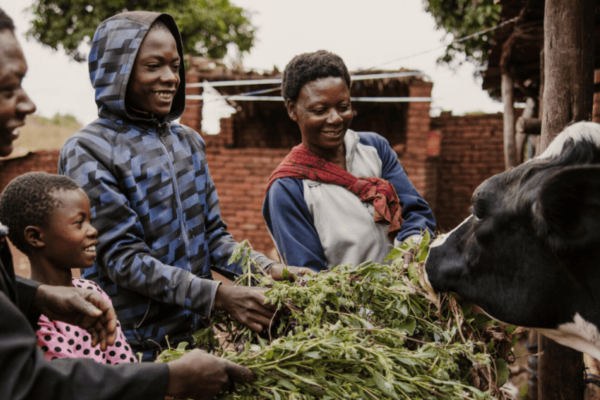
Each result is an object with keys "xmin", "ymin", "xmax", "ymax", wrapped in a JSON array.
[{"xmin": 287, "ymin": 77, "xmax": 353, "ymax": 158}]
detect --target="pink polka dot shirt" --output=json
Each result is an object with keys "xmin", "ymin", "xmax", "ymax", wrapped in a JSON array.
[{"xmin": 36, "ymin": 278, "xmax": 137, "ymax": 364}]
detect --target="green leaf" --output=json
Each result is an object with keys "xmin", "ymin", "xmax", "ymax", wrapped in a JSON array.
[
  {"xmin": 303, "ymin": 351, "xmax": 320, "ymax": 359},
  {"xmin": 495, "ymin": 358, "xmax": 510, "ymax": 387},
  {"xmin": 396, "ymin": 318, "xmax": 417, "ymax": 336},
  {"xmin": 277, "ymin": 379, "xmax": 297, "ymax": 391},
  {"xmin": 176, "ymin": 341, "xmax": 189, "ymax": 351},
  {"xmin": 373, "ymin": 371, "xmax": 399, "ymax": 399}
]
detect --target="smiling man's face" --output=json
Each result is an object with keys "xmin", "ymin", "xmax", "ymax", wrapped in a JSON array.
[
  {"xmin": 0, "ymin": 29, "xmax": 36, "ymax": 157},
  {"xmin": 125, "ymin": 28, "xmax": 181, "ymax": 118}
]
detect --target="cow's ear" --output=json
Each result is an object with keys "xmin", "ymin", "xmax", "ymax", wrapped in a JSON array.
[{"xmin": 536, "ymin": 165, "xmax": 600, "ymax": 248}]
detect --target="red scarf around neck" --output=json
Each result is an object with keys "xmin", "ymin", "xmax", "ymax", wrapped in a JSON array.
[{"xmin": 266, "ymin": 144, "xmax": 403, "ymax": 240}]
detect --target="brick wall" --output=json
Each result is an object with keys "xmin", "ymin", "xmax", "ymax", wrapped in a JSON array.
[
  {"xmin": 0, "ymin": 111, "xmax": 508, "ymax": 258},
  {"xmin": 205, "ymin": 147, "xmax": 290, "ymax": 256},
  {"xmin": 430, "ymin": 112, "xmax": 505, "ymax": 232},
  {"xmin": 0, "ymin": 148, "xmax": 284, "ymax": 259},
  {"xmin": 0, "ymin": 150, "xmax": 61, "ymax": 277},
  {"xmin": 402, "ymin": 81, "xmax": 435, "ymax": 199},
  {"xmin": 0, "ymin": 150, "xmax": 60, "ymax": 189}
]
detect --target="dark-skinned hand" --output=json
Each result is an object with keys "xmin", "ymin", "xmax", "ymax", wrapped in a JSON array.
[
  {"xmin": 166, "ymin": 349, "xmax": 255, "ymax": 399},
  {"xmin": 213, "ymin": 285, "xmax": 277, "ymax": 333},
  {"xmin": 268, "ymin": 263, "xmax": 313, "ymax": 281},
  {"xmin": 33, "ymin": 284, "xmax": 117, "ymax": 351}
]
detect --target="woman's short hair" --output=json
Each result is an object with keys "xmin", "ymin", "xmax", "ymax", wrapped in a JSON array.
[
  {"xmin": 0, "ymin": 172, "xmax": 81, "ymax": 255},
  {"xmin": 282, "ymin": 50, "xmax": 351, "ymax": 102}
]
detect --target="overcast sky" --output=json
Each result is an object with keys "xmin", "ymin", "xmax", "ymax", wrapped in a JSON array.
[{"xmin": 2, "ymin": 0, "xmax": 504, "ymax": 126}]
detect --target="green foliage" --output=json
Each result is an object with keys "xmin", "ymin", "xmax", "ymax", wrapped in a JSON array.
[
  {"xmin": 34, "ymin": 113, "xmax": 80, "ymax": 128},
  {"xmin": 423, "ymin": 0, "xmax": 501, "ymax": 71},
  {"xmin": 26, "ymin": 0, "xmax": 256, "ymax": 62},
  {"xmin": 159, "ymin": 237, "xmax": 517, "ymax": 399}
]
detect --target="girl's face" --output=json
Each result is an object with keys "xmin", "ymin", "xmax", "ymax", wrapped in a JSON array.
[
  {"xmin": 286, "ymin": 76, "xmax": 353, "ymax": 160},
  {"xmin": 40, "ymin": 189, "xmax": 98, "ymax": 270}
]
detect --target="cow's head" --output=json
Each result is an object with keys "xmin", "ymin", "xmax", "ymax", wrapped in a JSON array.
[{"xmin": 425, "ymin": 121, "xmax": 600, "ymax": 359}]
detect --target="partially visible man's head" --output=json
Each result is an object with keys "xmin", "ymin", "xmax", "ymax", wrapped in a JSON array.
[{"xmin": 0, "ymin": 8, "xmax": 36, "ymax": 157}]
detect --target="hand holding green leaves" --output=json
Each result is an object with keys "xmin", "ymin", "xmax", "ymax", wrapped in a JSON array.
[
  {"xmin": 160, "ymin": 234, "xmax": 516, "ymax": 399},
  {"xmin": 165, "ymin": 349, "xmax": 256, "ymax": 400}
]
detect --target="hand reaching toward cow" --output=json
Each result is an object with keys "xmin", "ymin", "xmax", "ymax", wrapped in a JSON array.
[
  {"xmin": 166, "ymin": 349, "xmax": 255, "ymax": 399},
  {"xmin": 33, "ymin": 284, "xmax": 117, "ymax": 351}
]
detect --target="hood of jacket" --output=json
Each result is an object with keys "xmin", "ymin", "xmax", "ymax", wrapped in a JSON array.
[{"xmin": 89, "ymin": 11, "xmax": 186, "ymax": 122}]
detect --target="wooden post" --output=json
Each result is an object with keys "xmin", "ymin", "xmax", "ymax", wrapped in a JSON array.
[
  {"xmin": 539, "ymin": 0, "xmax": 595, "ymax": 152},
  {"xmin": 501, "ymin": 72, "xmax": 517, "ymax": 169},
  {"xmin": 515, "ymin": 98, "xmax": 539, "ymax": 163},
  {"xmin": 537, "ymin": 0, "xmax": 594, "ymax": 398}
]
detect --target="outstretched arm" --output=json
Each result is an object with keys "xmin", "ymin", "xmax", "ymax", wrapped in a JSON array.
[{"xmin": 2, "ymin": 290, "xmax": 254, "ymax": 400}]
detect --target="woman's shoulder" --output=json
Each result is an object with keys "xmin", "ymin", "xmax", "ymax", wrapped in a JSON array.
[
  {"xmin": 268, "ymin": 177, "xmax": 304, "ymax": 194},
  {"xmin": 355, "ymin": 131, "xmax": 390, "ymax": 147}
]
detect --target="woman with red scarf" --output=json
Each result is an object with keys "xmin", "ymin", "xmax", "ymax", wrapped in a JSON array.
[{"xmin": 263, "ymin": 50, "xmax": 436, "ymax": 272}]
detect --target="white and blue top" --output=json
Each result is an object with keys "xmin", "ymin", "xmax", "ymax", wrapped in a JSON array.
[{"xmin": 263, "ymin": 130, "xmax": 436, "ymax": 272}]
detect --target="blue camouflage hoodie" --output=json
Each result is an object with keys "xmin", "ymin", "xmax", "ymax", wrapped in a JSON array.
[{"xmin": 59, "ymin": 11, "xmax": 273, "ymax": 360}]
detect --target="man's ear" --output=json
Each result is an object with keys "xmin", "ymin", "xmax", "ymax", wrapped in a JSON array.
[
  {"xmin": 285, "ymin": 100, "xmax": 298, "ymax": 122},
  {"xmin": 24, "ymin": 226, "xmax": 45, "ymax": 249},
  {"xmin": 535, "ymin": 165, "xmax": 600, "ymax": 248}
]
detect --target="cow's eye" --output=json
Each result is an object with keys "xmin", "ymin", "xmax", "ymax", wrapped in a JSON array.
[{"xmin": 472, "ymin": 200, "xmax": 487, "ymax": 220}]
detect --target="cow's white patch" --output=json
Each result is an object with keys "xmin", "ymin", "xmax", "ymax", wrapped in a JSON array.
[
  {"xmin": 430, "ymin": 215, "xmax": 473, "ymax": 249},
  {"xmin": 538, "ymin": 122, "xmax": 600, "ymax": 160},
  {"xmin": 424, "ymin": 215, "xmax": 473, "ymax": 289},
  {"xmin": 536, "ymin": 313, "xmax": 600, "ymax": 361}
]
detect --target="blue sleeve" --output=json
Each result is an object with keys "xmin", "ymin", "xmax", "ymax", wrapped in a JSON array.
[
  {"xmin": 262, "ymin": 178, "xmax": 328, "ymax": 272},
  {"xmin": 358, "ymin": 132, "xmax": 436, "ymax": 242},
  {"xmin": 59, "ymin": 133, "xmax": 219, "ymax": 318}
]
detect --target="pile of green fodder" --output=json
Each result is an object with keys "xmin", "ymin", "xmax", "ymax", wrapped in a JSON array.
[{"xmin": 157, "ymin": 233, "xmax": 517, "ymax": 399}]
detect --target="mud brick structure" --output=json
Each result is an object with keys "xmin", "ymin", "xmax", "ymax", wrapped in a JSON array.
[
  {"xmin": 429, "ymin": 112, "xmax": 506, "ymax": 232},
  {"xmin": 0, "ymin": 60, "xmax": 519, "ymax": 262}
]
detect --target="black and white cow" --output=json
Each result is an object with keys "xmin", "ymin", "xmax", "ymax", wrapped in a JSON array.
[{"xmin": 425, "ymin": 121, "xmax": 600, "ymax": 360}]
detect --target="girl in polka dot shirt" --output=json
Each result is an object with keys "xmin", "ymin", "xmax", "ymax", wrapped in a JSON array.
[
  {"xmin": 37, "ymin": 278, "xmax": 136, "ymax": 364},
  {"xmin": 0, "ymin": 172, "xmax": 136, "ymax": 364}
]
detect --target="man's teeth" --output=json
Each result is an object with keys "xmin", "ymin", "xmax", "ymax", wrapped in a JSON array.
[
  {"xmin": 84, "ymin": 246, "xmax": 96, "ymax": 253},
  {"xmin": 323, "ymin": 131, "xmax": 340, "ymax": 137},
  {"xmin": 154, "ymin": 91, "xmax": 174, "ymax": 100}
]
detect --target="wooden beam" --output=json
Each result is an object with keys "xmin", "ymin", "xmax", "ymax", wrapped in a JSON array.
[
  {"xmin": 502, "ymin": 73, "xmax": 517, "ymax": 169},
  {"xmin": 537, "ymin": 0, "xmax": 594, "ymax": 397},
  {"xmin": 516, "ymin": 117, "xmax": 541, "ymax": 135}
]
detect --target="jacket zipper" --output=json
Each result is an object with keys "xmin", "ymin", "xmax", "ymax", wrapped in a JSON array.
[{"xmin": 155, "ymin": 123, "xmax": 193, "ymax": 272}]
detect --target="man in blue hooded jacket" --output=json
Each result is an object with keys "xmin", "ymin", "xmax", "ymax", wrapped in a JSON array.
[{"xmin": 59, "ymin": 11, "xmax": 302, "ymax": 360}]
